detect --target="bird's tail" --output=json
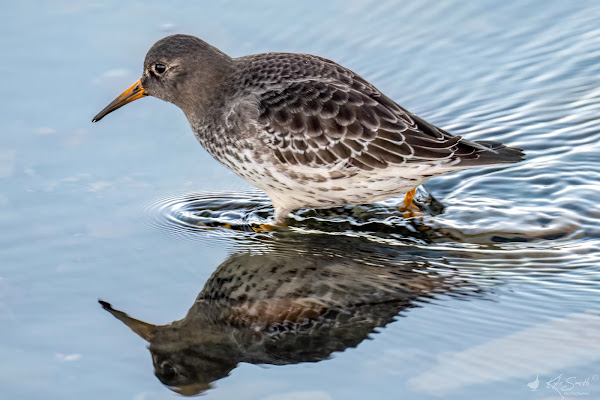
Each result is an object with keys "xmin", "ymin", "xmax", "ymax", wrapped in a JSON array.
[{"xmin": 457, "ymin": 139, "xmax": 525, "ymax": 167}]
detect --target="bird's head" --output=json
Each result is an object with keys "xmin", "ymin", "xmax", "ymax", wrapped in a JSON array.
[{"xmin": 92, "ymin": 34, "xmax": 233, "ymax": 123}]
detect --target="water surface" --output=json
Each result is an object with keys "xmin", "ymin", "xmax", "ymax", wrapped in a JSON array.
[{"xmin": 1, "ymin": 1, "xmax": 600, "ymax": 399}]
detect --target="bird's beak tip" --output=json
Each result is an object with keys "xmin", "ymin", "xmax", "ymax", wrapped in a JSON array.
[{"xmin": 92, "ymin": 78, "xmax": 147, "ymax": 123}]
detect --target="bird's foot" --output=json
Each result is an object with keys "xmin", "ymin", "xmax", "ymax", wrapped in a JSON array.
[
  {"xmin": 251, "ymin": 222, "xmax": 287, "ymax": 232},
  {"xmin": 398, "ymin": 205, "xmax": 422, "ymax": 218},
  {"xmin": 398, "ymin": 188, "xmax": 423, "ymax": 218}
]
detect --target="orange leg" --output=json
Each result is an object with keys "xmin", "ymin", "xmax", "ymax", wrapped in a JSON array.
[{"xmin": 398, "ymin": 188, "xmax": 421, "ymax": 217}]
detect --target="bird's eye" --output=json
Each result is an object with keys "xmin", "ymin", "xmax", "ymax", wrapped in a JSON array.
[
  {"xmin": 154, "ymin": 63, "xmax": 167, "ymax": 74},
  {"xmin": 159, "ymin": 362, "xmax": 179, "ymax": 380}
]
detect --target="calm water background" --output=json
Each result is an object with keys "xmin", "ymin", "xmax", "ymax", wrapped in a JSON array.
[{"xmin": 2, "ymin": 1, "xmax": 600, "ymax": 399}]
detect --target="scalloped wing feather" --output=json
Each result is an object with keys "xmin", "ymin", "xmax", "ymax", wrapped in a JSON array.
[{"xmin": 231, "ymin": 53, "xmax": 523, "ymax": 173}]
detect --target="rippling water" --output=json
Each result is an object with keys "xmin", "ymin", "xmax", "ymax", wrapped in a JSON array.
[{"xmin": 2, "ymin": 1, "xmax": 600, "ymax": 399}]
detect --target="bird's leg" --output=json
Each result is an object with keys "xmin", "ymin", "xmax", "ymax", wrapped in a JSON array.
[
  {"xmin": 398, "ymin": 188, "xmax": 421, "ymax": 217},
  {"xmin": 273, "ymin": 207, "xmax": 291, "ymax": 226}
]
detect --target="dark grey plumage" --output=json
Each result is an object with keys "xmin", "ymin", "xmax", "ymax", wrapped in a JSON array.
[
  {"xmin": 235, "ymin": 52, "xmax": 522, "ymax": 170},
  {"xmin": 93, "ymin": 34, "xmax": 524, "ymax": 223}
]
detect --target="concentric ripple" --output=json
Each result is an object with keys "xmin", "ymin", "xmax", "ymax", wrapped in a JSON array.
[
  {"xmin": 144, "ymin": 190, "xmax": 272, "ymax": 236},
  {"xmin": 143, "ymin": 185, "xmax": 584, "ymax": 250},
  {"xmin": 144, "ymin": 187, "xmax": 450, "ymax": 240}
]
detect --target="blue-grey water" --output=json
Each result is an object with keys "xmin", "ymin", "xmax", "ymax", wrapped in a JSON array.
[{"xmin": 2, "ymin": 1, "xmax": 600, "ymax": 399}]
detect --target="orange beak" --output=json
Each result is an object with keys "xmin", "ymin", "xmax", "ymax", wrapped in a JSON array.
[{"xmin": 92, "ymin": 79, "xmax": 148, "ymax": 122}]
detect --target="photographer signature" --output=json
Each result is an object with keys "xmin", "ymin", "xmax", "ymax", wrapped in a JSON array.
[{"xmin": 544, "ymin": 374, "xmax": 598, "ymax": 398}]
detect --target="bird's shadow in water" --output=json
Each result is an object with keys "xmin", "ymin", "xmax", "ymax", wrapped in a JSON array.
[{"xmin": 99, "ymin": 231, "xmax": 485, "ymax": 395}]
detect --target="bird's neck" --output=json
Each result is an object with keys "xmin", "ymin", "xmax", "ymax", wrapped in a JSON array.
[{"xmin": 179, "ymin": 55, "xmax": 236, "ymax": 123}]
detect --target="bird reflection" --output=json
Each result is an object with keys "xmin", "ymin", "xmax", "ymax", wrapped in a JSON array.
[{"xmin": 100, "ymin": 232, "xmax": 476, "ymax": 395}]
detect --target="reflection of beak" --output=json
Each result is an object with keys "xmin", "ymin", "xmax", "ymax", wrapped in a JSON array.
[
  {"xmin": 98, "ymin": 300, "xmax": 157, "ymax": 341},
  {"xmin": 92, "ymin": 79, "xmax": 147, "ymax": 122}
]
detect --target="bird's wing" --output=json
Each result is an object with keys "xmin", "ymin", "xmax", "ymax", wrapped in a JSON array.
[{"xmin": 255, "ymin": 76, "xmax": 485, "ymax": 171}]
